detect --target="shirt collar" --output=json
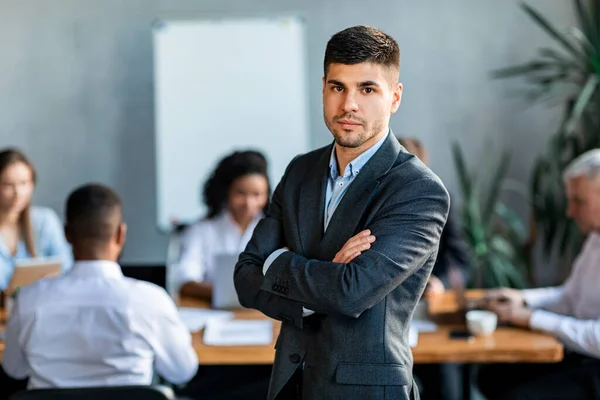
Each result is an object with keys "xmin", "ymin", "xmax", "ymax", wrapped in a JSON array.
[
  {"xmin": 67, "ymin": 260, "xmax": 123, "ymax": 279},
  {"xmin": 329, "ymin": 130, "xmax": 390, "ymax": 179},
  {"xmin": 218, "ymin": 210, "xmax": 263, "ymax": 232}
]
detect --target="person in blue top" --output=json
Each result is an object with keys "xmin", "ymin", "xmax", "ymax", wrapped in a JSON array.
[{"xmin": 0, "ymin": 148, "xmax": 72, "ymax": 291}]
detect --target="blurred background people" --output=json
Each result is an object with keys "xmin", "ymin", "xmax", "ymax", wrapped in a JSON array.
[
  {"xmin": 3, "ymin": 184, "xmax": 197, "ymax": 397},
  {"xmin": 398, "ymin": 137, "xmax": 470, "ymax": 400},
  {"xmin": 0, "ymin": 148, "xmax": 72, "ymax": 292},
  {"xmin": 174, "ymin": 150, "xmax": 272, "ymax": 400},
  {"xmin": 478, "ymin": 149, "xmax": 600, "ymax": 400},
  {"xmin": 176, "ymin": 150, "xmax": 270, "ymax": 301}
]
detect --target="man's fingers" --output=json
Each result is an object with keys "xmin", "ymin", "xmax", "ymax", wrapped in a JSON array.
[
  {"xmin": 338, "ymin": 239, "xmax": 374, "ymax": 260},
  {"xmin": 487, "ymin": 302, "xmax": 511, "ymax": 322},
  {"xmin": 343, "ymin": 251, "xmax": 361, "ymax": 263},
  {"xmin": 484, "ymin": 288, "xmax": 505, "ymax": 301},
  {"xmin": 340, "ymin": 234, "xmax": 376, "ymax": 253},
  {"xmin": 332, "ymin": 230, "xmax": 376, "ymax": 263},
  {"xmin": 346, "ymin": 238, "xmax": 375, "ymax": 253}
]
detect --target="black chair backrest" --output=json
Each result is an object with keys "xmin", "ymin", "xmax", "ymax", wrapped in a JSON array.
[{"xmin": 9, "ymin": 385, "xmax": 175, "ymax": 400}]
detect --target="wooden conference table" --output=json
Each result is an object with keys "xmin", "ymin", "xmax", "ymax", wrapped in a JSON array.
[
  {"xmin": 0, "ymin": 290, "xmax": 563, "ymax": 365},
  {"xmin": 185, "ymin": 290, "xmax": 563, "ymax": 365},
  {"xmin": 0, "ymin": 290, "xmax": 563, "ymax": 400}
]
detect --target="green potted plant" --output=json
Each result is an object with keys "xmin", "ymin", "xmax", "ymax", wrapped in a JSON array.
[
  {"xmin": 451, "ymin": 141, "xmax": 531, "ymax": 288},
  {"xmin": 492, "ymin": 1, "xmax": 600, "ymax": 267}
]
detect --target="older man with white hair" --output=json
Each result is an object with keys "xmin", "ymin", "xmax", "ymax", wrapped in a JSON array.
[{"xmin": 477, "ymin": 149, "xmax": 600, "ymax": 400}]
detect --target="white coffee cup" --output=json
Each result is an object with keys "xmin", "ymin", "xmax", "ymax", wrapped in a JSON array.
[{"xmin": 466, "ymin": 310, "xmax": 497, "ymax": 336}]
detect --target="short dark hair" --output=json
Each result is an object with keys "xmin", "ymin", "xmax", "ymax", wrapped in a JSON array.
[
  {"xmin": 203, "ymin": 150, "xmax": 270, "ymax": 219},
  {"xmin": 65, "ymin": 183, "xmax": 122, "ymax": 242},
  {"xmin": 324, "ymin": 25, "xmax": 400, "ymax": 77}
]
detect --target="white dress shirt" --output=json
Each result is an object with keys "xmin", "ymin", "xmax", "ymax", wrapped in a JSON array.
[
  {"xmin": 523, "ymin": 232, "xmax": 600, "ymax": 359},
  {"xmin": 3, "ymin": 260, "xmax": 198, "ymax": 389},
  {"xmin": 176, "ymin": 211, "xmax": 261, "ymax": 290}
]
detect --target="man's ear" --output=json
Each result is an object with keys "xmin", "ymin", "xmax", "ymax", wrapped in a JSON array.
[
  {"xmin": 390, "ymin": 82, "xmax": 403, "ymax": 114},
  {"xmin": 64, "ymin": 225, "xmax": 72, "ymax": 245},
  {"xmin": 116, "ymin": 223, "xmax": 127, "ymax": 247}
]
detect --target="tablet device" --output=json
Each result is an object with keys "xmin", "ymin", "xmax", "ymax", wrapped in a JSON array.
[{"xmin": 6, "ymin": 257, "xmax": 62, "ymax": 296}]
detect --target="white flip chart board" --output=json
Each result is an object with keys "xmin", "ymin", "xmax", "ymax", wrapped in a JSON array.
[{"xmin": 153, "ymin": 16, "xmax": 310, "ymax": 231}]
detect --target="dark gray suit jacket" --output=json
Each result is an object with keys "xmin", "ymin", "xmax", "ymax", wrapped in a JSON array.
[{"xmin": 234, "ymin": 133, "xmax": 450, "ymax": 400}]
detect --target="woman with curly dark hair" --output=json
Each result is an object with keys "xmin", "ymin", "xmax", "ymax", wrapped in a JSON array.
[{"xmin": 176, "ymin": 150, "xmax": 270, "ymax": 300}]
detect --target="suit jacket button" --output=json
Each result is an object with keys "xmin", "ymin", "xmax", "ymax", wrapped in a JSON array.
[{"xmin": 289, "ymin": 353, "xmax": 301, "ymax": 364}]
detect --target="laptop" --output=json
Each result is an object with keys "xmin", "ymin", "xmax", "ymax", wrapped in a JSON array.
[
  {"xmin": 6, "ymin": 257, "xmax": 63, "ymax": 296},
  {"xmin": 212, "ymin": 254, "xmax": 243, "ymax": 309}
]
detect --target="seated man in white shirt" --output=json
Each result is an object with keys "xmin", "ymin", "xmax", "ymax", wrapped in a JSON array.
[
  {"xmin": 477, "ymin": 149, "xmax": 600, "ymax": 400},
  {"xmin": 3, "ymin": 183, "xmax": 198, "ymax": 389}
]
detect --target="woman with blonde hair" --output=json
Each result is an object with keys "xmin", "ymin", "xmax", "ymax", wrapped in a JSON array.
[{"xmin": 0, "ymin": 148, "xmax": 71, "ymax": 290}]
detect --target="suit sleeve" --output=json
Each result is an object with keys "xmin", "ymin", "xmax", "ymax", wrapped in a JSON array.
[
  {"xmin": 435, "ymin": 202, "xmax": 470, "ymax": 285},
  {"xmin": 259, "ymin": 177, "xmax": 450, "ymax": 318},
  {"xmin": 234, "ymin": 157, "xmax": 306, "ymax": 329}
]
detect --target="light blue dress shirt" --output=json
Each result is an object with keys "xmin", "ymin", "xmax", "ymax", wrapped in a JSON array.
[
  {"xmin": 324, "ymin": 131, "xmax": 388, "ymax": 230},
  {"xmin": 0, "ymin": 206, "xmax": 72, "ymax": 290}
]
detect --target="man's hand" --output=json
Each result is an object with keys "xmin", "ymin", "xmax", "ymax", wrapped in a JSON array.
[
  {"xmin": 425, "ymin": 275, "xmax": 445, "ymax": 296},
  {"xmin": 485, "ymin": 300, "xmax": 533, "ymax": 328},
  {"xmin": 483, "ymin": 287, "xmax": 525, "ymax": 307},
  {"xmin": 332, "ymin": 230, "xmax": 376, "ymax": 263}
]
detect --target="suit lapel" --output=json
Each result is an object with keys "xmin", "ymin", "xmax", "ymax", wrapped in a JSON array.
[
  {"xmin": 297, "ymin": 146, "xmax": 330, "ymax": 257},
  {"xmin": 320, "ymin": 134, "xmax": 402, "ymax": 256}
]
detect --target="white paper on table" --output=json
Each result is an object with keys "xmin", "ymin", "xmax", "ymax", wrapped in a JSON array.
[
  {"xmin": 177, "ymin": 307, "xmax": 234, "ymax": 332},
  {"xmin": 410, "ymin": 319, "xmax": 438, "ymax": 333},
  {"xmin": 203, "ymin": 319, "xmax": 273, "ymax": 346},
  {"xmin": 409, "ymin": 325, "xmax": 419, "ymax": 348}
]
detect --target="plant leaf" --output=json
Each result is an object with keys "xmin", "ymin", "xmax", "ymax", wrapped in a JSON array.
[
  {"xmin": 492, "ymin": 61, "xmax": 562, "ymax": 79},
  {"xmin": 501, "ymin": 178, "xmax": 531, "ymax": 203},
  {"xmin": 504, "ymin": 260, "xmax": 528, "ymax": 289},
  {"xmin": 538, "ymin": 47, "xmax": 584, "ymax": 72},
  {"xmin": 487, "ymin": 254, "xmax": 511, "ymax": 288},
  {"xmin": 496, "ymin": 202, "xmax": 527, "ymax": 239},
  {"xmin": 573, "ymin": 0, "xmax": 598, "ymax": 50},
  {"xmin": 565, "ymin": 74, "xmax": 599, "ymax": 133},
  {"xmin": 521, "ymin": 2, "xmax": 584, "ymax": 62},
  {"xmin": 594, "ymin": 0, "xmax": 600, "ymax": 42},
  {"xmin": 483, "ymin": 151, "xmax": 511, "ymax": 224},
  {"xmin": 451, "ymin": 142, "xmax": 472, "ymax": 197},
  {"xmin": 490, "ymin": 235, "xmax": 516, "ymax": 259}
]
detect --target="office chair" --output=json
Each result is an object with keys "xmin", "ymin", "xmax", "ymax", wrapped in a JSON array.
[{"xmin": 9, "ymin": 385, "xmax": 176, "ymax": 400}]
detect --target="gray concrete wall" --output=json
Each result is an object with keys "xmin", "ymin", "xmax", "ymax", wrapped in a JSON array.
[{"xmin": 0, "ymin": 0, "xmax": 575, "ymax": 266}]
